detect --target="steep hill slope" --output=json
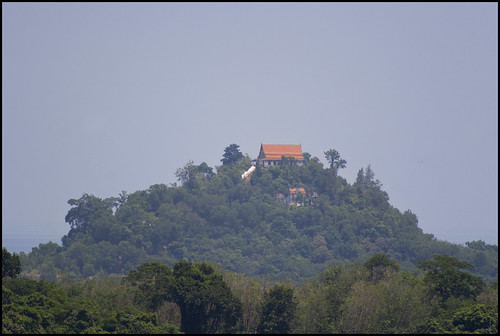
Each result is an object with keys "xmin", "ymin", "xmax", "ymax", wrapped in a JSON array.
[{"xmin": 19, "ymin": 154, "xmax": 497, "ymax": 282}]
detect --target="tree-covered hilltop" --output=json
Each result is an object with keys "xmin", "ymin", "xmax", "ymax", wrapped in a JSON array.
[{"xmin": 18, "ymin": 144, "xmax": 497, "ymax": 282}]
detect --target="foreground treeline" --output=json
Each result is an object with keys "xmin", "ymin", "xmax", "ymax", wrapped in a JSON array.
[
  {"xmin": 3, "ymin": 248, "xmax": 498, "ymax": 334},
  {"xmin": 17, "ymin": 145, "xmax": 498, "ymax": 283}
]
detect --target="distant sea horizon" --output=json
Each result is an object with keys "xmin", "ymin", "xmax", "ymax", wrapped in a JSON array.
[{"xmin": 2, "ymin": 228, "xmax": 66, "ymax": 254}]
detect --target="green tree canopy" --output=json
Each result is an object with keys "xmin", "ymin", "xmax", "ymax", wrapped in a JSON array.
[
  {"xmin": 324, "ymin": 148, "xmax": 346, "ymax": 173},
  {"xmin": 364, "ymin": 253, "xmax": 400, "ymax": 281},
  {"xmin": 2, "ymin": 247, "xmax": 21, "ymax": 278},
  {"xmin": 124, "ymin": 260, "xmax": 242, "ymax": 334},
  {"xmin": 221, "ymin": 144, "xmax": 244, "ymax": 165},
  {"xmin": 418, "ymin": 255, "xmax": 486, "ymax": 303},
  {"xmin": 172, "ymin": 260, "xmax": 242, "ymax": 334},
  {"xmin": 452, "ymin": 304, "xmax": 498, "ymax": 333},
  {"xmin": 122, "ymin": 262, "xmax": 173, "ymax": 310},
  {"xmin": 355, "ymin": 164, "xmax": 382, "ymax": 189},
  {"xmin": 257, "ymin": 284, "xmax": 297, "ymax": 334},
  {"xmin": 65, "ymin": 193, "xmax": 117, "ymax": 231},
  {"xmin": 466, "ymin": 240, "xmax": 487, "ymax": 251},
  {"xmin": 174, "ymin": 161, "xmax": 199, "ymax": 190}
]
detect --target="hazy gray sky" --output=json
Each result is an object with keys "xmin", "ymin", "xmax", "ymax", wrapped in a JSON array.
[{"xmin": 2, "ymin": 3, "xmax": 498, "ymax": 248}]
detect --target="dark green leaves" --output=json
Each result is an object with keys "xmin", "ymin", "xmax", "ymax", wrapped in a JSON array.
[
  {"xmin": 2, "ymin": 247, "xmax": 21, "ymax": 278},
  {"xmin": 221, "ymin": 144, "xmax": 244, "ymax": 165},
  {"xmin": 257, "ymin": 284, "xmax": 297, "ymax": 334},
  {"xmin": 418, "ymin": 255, "xmax": 486, "ymax": 302},
  {"xmin": 125, "ymin": 260, "xmax": 242, "ymax": 334}
]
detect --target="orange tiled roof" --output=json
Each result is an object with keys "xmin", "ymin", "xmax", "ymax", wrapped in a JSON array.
[
  {"xmin": 289, "ymin": 188, "xmax": 306, "ymax": 195},
  {"xmin": 259, "ymin": 144, "xmax": 304, "ymax": 161}
]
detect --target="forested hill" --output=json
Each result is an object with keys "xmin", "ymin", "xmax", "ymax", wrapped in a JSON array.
[{"xmin": 19, "ymin": 145, "xmax": 497, "ymax": 282}]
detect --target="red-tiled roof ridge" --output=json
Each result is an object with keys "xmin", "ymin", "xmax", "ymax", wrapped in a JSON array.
[
  {"xmin": 260, "ymin": 144, "xmax": 304, "ymax": 161},
  {"xmin": 289, "ymin": 188, "xmax": 306, "ymax": 195}
]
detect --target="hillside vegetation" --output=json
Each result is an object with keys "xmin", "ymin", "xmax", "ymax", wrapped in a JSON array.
[
  {"xmin": 18, "ymin": 145, "xmax": 497, "ymax": 282},
  {"xmin": 3, "ymin": 248, "xmax": 498, "ymax": 333},
  {"xmin": 3, "ymin": 144, "xmax": 498, "ymax": 334}
]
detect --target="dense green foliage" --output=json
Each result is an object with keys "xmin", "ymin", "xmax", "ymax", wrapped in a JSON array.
[
  {"xmin": 221, "ymin": 143, "xmax": 244, "ymax": 165},
  {"xmin": 418, "ymin": 255, "xmax": 486, "ymax": 303},
  {"xmin": 257, "ymin": 284, "xmax": 297, "ymax": 334},
  {"xmin": 3, "ymin": 248, "xmax": 21, "ymax": 278},
  {"xmin": 3, "ymin": 144, "xmax": 498, "ymax": 333},
  {"xmin": 3, "ymin": 249, "xmax": 497, "ymax": 334},
  {"xmin": 123, "ymin": 260, "xmax": 242, "ymax": 334},
  {"xmin": 2, "ymin": 272, "xmax": 181, "ymax": 334},
  {"xmin": 17, "ymin": 146, "xmax": 497, "ymax": 283}
]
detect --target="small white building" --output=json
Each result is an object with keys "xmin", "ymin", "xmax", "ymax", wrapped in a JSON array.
[{"xmin": 276, "ymin": 188, "xmax": 318, "ymax": 206}]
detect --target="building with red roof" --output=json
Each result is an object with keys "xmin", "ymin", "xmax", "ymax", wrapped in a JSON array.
[
  {"xmin": 275, "ymin": 187, "xmax": 317, "ymax": 206},
  {"xmin": 254, "ymin": 144, "xmax": 305, "ymax": 167}
]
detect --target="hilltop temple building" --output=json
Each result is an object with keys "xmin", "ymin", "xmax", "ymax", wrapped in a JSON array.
[{"xmin": 253, "ymin": 144, "xmax": 305, "ymax": 167}]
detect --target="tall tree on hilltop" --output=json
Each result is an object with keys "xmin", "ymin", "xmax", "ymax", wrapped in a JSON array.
[
  {"xmin": 355, "ymin": 164, "xmax": 382, "ymax": 189},
  {"xmin": 175, "ymin": 160, "xmax": 199, "ymax": 189},
  {"xmin": 324, "ymin": 148, "xmax": 346, "ymax": 176},
  {"xmin": 221, "ymin": 144, "xmax": 244, "ymax": 165},
  {"xmin": 65, "ymin": 193, "xmax": 117, "ymax": 232}
]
